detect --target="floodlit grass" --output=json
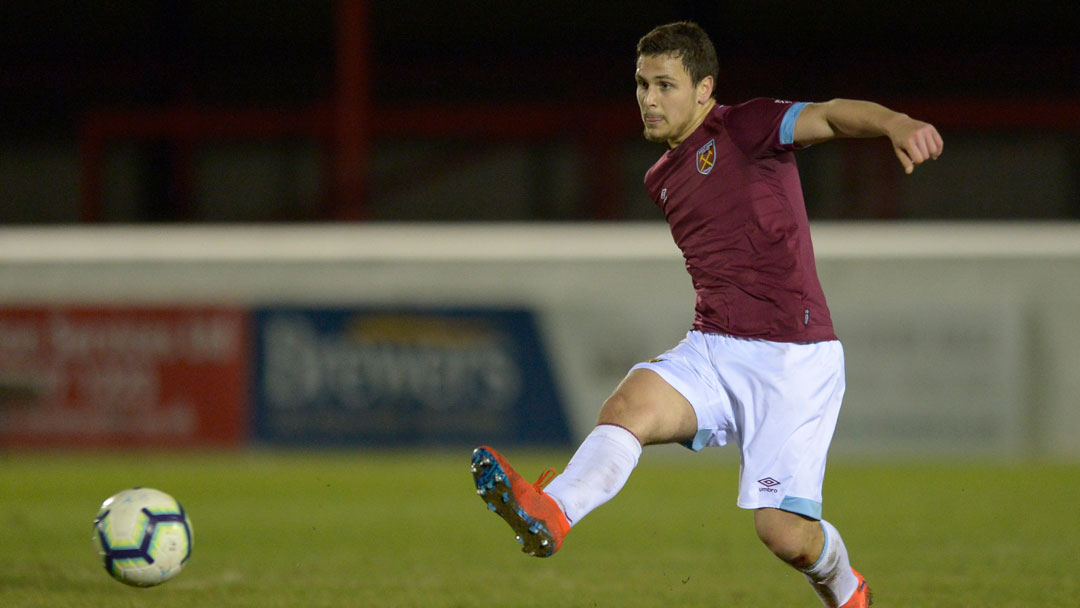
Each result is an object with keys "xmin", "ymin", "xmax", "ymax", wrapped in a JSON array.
[{"xmin": 1, "ymin": 449, "xmax": 1077, "ymax": 607}]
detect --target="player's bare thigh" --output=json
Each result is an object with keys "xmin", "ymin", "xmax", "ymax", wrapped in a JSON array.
[{"xmin": 596, "ymin": 368, "xmax": 698, "ymax": 446}]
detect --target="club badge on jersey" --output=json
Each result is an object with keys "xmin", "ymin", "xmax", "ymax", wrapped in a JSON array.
[{"xmin": 696, "ymin": 139, "xmax": 716, "ymax": 175}]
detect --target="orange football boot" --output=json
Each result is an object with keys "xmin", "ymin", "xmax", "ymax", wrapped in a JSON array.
[
  {"xmin": 840, "ymin": 568, "xmax": 872, "ymax": 607},
  {"xmin": 471, "ymin": 446, "xmax": 570, "ymax": 557}
]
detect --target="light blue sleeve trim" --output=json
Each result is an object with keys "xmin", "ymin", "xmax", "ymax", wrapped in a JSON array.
[
  {"xmin": 778, "ymin": 495, "xmax": 822, "ymax": 520},
  {"xmin": 681, "ymin": 428, "xmax": 712, "ymax": 452},
  {"xmin": 779, "ymin": 101, "xmax": 809, "ymax": 146}
]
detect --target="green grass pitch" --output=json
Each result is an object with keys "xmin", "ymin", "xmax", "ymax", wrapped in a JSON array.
[{"xmin": 1, "ymin": 449, "xmax": 1076, "ymax": 607}]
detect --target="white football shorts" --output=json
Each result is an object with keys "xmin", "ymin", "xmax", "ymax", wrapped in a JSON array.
[{"xmin": 630, "ymin": 331, "xmax": 846, "ymax": 520}]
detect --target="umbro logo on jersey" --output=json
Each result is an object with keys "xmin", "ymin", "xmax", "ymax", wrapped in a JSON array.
[
  {"xmin": 696, "ymin": 139, "xmax": 716, "ymax": 175},
  {"xmin": 758, "ymin": 477, "xmax": 781, "ymax": 493}
]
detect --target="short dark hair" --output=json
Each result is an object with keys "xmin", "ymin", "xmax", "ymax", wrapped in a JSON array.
[{"xmin": 636, "ymin": 22, "xmax": 719, "ymax": 98}]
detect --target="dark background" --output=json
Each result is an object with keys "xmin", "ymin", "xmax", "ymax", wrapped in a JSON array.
[{"xmin": 2, "ymin": 1, "xmax": 1078, "ymax": 223}]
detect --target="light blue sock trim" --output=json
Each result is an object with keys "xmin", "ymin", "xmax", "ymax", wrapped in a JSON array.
[
  {"xmin": 680, "ymin": 428, "xmax": 712, "ymax": 452},
  {"xmin": 779, "ymin": 101, "xmax": 809, "ymax": 146},
  {"xmin": 778, "ymin": 495, "xmax": 822, "ymax": 520},
  {"xmin": 804, "ymin": 520, "xmax": 830, "ymax": 573}
]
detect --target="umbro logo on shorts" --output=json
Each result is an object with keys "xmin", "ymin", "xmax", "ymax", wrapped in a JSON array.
[{"xmin": 757, "ymin": 477, "xmax": 781, "ymax": 493}]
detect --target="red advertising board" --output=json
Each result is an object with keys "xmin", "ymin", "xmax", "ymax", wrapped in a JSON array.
[{"xmin": 0, "ymin": 307, "xmax": 248, "ymax": 448}]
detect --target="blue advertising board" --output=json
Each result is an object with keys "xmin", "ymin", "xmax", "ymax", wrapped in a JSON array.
[{"xmin": 253, "ymin": 307, "xmax": 570, "ymax": 446}]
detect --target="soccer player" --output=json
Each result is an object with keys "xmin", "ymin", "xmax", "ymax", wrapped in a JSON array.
[{"xmin": 472, "ymin": 21, "xmax": 942, "ymax": 608}]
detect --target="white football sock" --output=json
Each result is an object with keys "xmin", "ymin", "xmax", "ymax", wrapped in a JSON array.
[
  {"xmin": 542, "ymin": 424, "xmax": 642, "ymax": 526},
  {"xmin": 801, "ymin": 520, "xmax": 860, "ymax": 607}
]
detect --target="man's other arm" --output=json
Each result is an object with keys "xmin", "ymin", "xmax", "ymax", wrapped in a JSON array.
[{"xmin": 793, "ymin": 99, "xmax": 944, "ymax": 174}]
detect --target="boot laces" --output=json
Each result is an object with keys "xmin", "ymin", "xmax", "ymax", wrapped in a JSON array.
[{"xmin": 533, "ymin": 468, "xmax": 557, "ymax": 490}]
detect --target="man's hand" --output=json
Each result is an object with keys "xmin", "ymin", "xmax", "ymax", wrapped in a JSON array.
[{"xmin": 886, "ymin": 116, "xmax": 944, "ymax": 174}]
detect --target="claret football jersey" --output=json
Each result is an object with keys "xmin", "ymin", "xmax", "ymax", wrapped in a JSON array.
[{"xmin": 644, "ymin": 98, "xmax": 836, "ymax": 342}]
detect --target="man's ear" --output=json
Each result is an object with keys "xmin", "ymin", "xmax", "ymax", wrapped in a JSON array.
[{"xmin": 698, "ymin": 76, "xmax": 714, "ymax": 104}]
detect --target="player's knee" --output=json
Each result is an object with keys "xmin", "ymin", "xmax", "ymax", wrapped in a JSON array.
[
  {"xmin": 596, "ymin": 370, "xmax": 698, "ymax": 445},
  {"xmin": 597, "ymin": 391, "xmax": 635, "ymax": 424},
  {"xmin": 756, "ymin": 525, "xmax": 816, "ymax": 568},
  {"xmin": 596, "ymin": 392, "xmax": 653, "ymax": 440},
  {"xmin": 754, "ymin": 512, "xmax": 819, "ymax": 570}
]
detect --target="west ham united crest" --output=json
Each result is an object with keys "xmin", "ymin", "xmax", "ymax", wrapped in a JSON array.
[{"xmin": 696, "ymin": 139, "xmax": 716, "ymax": 175}]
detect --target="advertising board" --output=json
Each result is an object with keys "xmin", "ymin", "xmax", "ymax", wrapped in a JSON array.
[
  {"xmin": 0, "ymin": 307, "xmax": 248, "ymax": 447},
  {"xmin": 253, "ymin": 307, "xmax": 569, "ymax": 446}
]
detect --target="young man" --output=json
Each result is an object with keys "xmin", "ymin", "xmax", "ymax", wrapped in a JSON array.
[{"xmin": 471, "ymin": 21, "xmax": 942, "ymax": 608}]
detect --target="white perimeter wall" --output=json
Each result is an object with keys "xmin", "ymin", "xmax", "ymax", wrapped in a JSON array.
[{"xmin": 2, "ymin": 222, "xmax": 1079, "ymax": 458}]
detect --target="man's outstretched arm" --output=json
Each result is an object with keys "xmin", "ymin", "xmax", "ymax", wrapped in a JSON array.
[{"xmin": 794, "ymin": 99, "xmax": 944, "ymax": 174}]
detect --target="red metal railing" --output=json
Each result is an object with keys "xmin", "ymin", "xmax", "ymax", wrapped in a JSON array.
[{"xmin": 78, "ymin": 96, "xmax": 1080, "ymax": 222}]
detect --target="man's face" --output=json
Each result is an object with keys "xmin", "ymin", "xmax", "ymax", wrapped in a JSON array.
[{"xmin": 635, "ymin": 53, "xmax": 709, "ymax": 147}]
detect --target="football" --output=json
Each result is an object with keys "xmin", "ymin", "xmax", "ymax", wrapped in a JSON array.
[{"xmin": 92, "ymin": 487, "xmax": 193, "ymax": 587}]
